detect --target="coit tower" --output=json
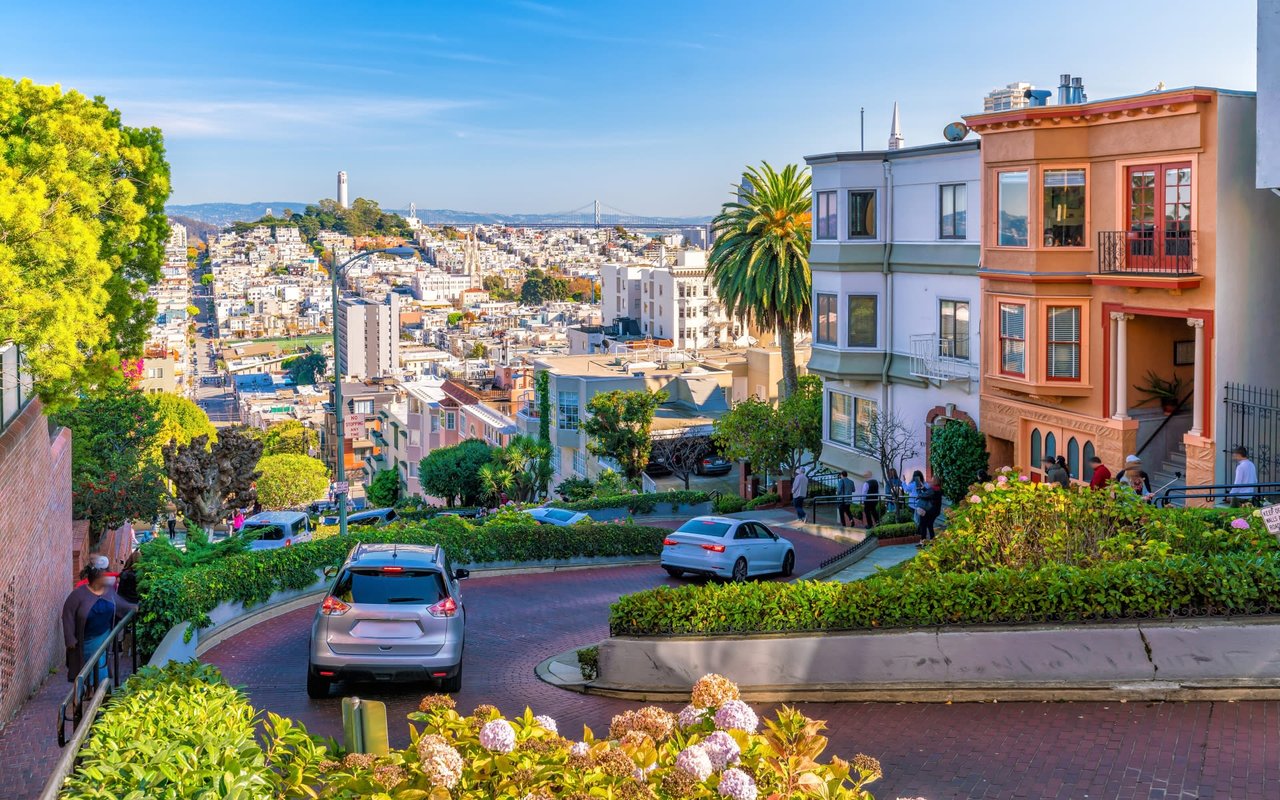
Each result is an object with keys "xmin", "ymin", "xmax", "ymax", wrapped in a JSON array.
[{"xmin": 337, "ymin": 171, "xmax": 349, "ymax": 209}]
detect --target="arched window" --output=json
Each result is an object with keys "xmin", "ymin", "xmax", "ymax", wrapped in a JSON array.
[
  {"xmin": 1030, "ymin": 428, "xmax": 1042, "ymax": 468},
  {"xmin": 1045, "ymin": 431, "xmax": 1057, "ymax": 461},
  {"xmin": 1083, "ymin": 441, "xmax": 1096, "ymax": 471},
  {"xmin": 1067, "ymin": 437, "xmax": 1080, "ymax": 479}
]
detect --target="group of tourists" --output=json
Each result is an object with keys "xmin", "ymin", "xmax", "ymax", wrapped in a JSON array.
[{"xmin": 791, "ymin": 466, "xmax": 944, "ymax": 540}]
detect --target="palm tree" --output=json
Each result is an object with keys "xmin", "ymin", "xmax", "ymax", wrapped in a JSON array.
[{"xmin": 708, "ymin": 163, "xmax": 812, "ymax": 398}]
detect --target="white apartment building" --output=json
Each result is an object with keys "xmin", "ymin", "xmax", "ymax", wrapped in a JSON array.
[
  {"xmin": 337, "ymin": 293, "xmax": 401, "ymax": 379},
  {"xmin": 164, "ymin": 222, "xmax": 187, "ymax": 268},
  {"xmin": 412, "ymin": 268, "xmax": 475, "ymax": 304},
  {"xmin": 983, "ymin": 82, "xmax": 1035, "ymax": 112},
  {"xmin": 805, "ymin": 139, "xmax": 982, "ymax": 480},
  {"xmin": 600, "ymin": 249, "xmax": 741, "ymax": 352}
]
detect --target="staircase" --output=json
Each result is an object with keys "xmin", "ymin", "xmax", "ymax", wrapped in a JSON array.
[
  {"xmin": 1149, "ymin": 441, "xmax": 1187, "ymax": 504},
  {"xmin": 1134, "ymin": 410, "xmax": 1192, "ymax": 505}
]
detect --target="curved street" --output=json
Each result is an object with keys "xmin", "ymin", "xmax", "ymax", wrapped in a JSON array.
[{"xmin": 203, "ymin": 525, "xmax": 1280, "ymax": 800}]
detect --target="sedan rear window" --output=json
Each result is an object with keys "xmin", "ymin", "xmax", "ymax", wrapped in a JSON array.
[
  {"xmin": 675, "ymin": 519, "xmax": 732, "ymax": 537},
  {"xmin": 333, "ymin": 569, "xmax": 447, "ymax": 605}
]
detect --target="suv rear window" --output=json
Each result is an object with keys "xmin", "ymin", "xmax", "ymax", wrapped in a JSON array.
[
  {"xmin": 333, "ymin": 568, "xmax": 447, "ymax": 605},
  {"xmin": 242, "ymin": 523, "xmax": 282, "ymax": 541}
]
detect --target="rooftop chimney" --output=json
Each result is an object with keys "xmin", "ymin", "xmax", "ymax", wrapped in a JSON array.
[
  {"xmin": 1058, "ymin": 74, "xmax": 1072, "ymax": 105},
  {"xmin": 1071, "ymin": 76, "xmax": 1087, "ymax": 104}
]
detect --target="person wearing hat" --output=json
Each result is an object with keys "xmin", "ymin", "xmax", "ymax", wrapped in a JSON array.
[
  {"xmin": 1229, "ymin": 446, "xmax": 1259, "ymax": 507},
  {"xmin": 1120, "ymin": 456, "xmax": 1153, "ymax": 501},
  {"xmin": 73, "ymin": 554, "xmax": 118, "ymax": 589},
  {"xmin": 62, "ymin": 561, "xmax": 136, "ymax": 683}
]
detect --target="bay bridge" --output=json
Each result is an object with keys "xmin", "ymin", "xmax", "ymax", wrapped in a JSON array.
[{"xmin": 412, "ymin": 200, "xmax": 711, "ymax": 230}]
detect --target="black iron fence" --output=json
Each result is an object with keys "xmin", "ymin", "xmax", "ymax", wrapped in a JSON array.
[
  {"xmin": 1097, "ymin": 230, "xmax": 1196, "ymax": 275},
  {"xmin": 1222, "ymin": 382, "xmax": 1280, "ymax": 485}
]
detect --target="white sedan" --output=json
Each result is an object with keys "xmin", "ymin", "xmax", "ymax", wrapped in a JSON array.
[
  {"xmin": 526, "ymin": 507, "xmax": 591, "ymax": 527},
  {"xmin": 660, "ymin": 516, "xmax": 796, "ymax": 581}
]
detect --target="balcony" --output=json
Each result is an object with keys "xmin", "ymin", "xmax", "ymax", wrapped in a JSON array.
[
  {"xmin": 1097, "ymin": 230, "xmax": 1196, "ymax": 275},
  {"xmin": 908, "ymin": 334, "xmax": 977, "ymax": 385}
]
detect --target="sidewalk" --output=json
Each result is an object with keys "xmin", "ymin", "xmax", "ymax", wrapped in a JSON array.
[
  {"xmin": 825, "ymin": 543, "xmax": 918, "ymax": 582},
  {"xmin": 0, "ymin": 667, "xmax": 70, "ymax": 800}
]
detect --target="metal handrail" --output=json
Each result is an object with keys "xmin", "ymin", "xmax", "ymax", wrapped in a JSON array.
[
  {"xmin": 1134, "ymin": 390, "xmax": 1194, "ymax": 459},
  {"xmin": 805, "ymin": 492, "xmax": 892, "ymax": 523},
  {"xmin": 57, "ymin": 609, "xmax": 137, "ymax": 747},
  {"xmin": 1155, "ymin": 482, "xmax": 1280, "ymax": 508}
]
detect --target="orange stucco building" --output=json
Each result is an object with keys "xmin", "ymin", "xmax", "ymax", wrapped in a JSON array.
[{"xmin": 964, "ymin": 87, "xmax": 1280, "ymax": 490}]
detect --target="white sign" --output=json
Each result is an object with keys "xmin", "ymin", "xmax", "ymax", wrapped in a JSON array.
[
  {"xmin": 345, "ymin": 416, "xmax": 367, "ymax": 440},
  {"xmin": 1261, "ymin": 503, "xmax": 1280, "ymax": 535},
  {"xmin": 331, "ymin": 481, "xmax": 349, "ymax": 495}
]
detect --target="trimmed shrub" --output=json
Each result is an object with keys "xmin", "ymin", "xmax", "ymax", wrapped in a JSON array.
[
  {"xmin": 713, "ymin": 494, "xmax": 747, "ymax": 514},
  {"xmin": 744, "ymin": 492, "xmax": 780, "ymax": 510},
  {"xmin": 867, "ymin": 521, "xmax": 917, "ymax": 539},
  {"xmin": 552, "ymin": 490, "xmax": 710, "ymax": 514}
]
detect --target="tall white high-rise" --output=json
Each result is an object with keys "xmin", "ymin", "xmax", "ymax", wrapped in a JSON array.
[
  {"xmin": 337, "ymin": 171, "xmax": 349, "ymax": 209},
  {"xmin": 887, "ymin": 102, "xmax": 905, "ymax": 150},
  {"xmin": 336, "ymin": 292, "xmax": 400, "ymax": 379},
  {"xmin": 983, "ymin": 82, "xmax": 1034, "ymax": 112}
]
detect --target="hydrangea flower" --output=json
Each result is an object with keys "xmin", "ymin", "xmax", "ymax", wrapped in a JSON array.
[
  {"xmin": 1019, "ymin": 475, "xmax": 1031, "ymax": 482},
  {"xmin": 416, "ymin": 734, "xmax": 464, "ymax": 788},
  {"xmin": 534, "ymin": 714, "xmax": 558, "ymax": 734},
  {"xmin": 997, "ymin": 475, "xmax": 1009, "ymax": 485},
  {"xmin": 479, "ymin": 719, "xmax": 517, "ymax": 754},
  {"xmin": 713, "ymin": 700, "xmax": 758, "ymax": 733},
  {"xmin": 570, "ymin": 741, "xmax": 590, "ymax": 757},
  {"xmin": 984, "ymin": 482, "xmax": 996, "ymax": 492},
  {"xmin": 970, "ymin": 495, "xmax": 982, "ymax": 504},
  {"xmin": 677, "ymin": 704, "xmax": 706, "ymax": 728},
  {"xmin": 1231, "ymin": 518, "xmax": 1251, "ymax": 529},
  {"xmin": 700, "ymin": 730, "xmax": 741, "ymax": 769},
  {"xmin": 691, "ymin": 674, "xmax": 740, "ymax": 709},
  {"xmin": 717, "ymin": 767, "xmax": 758, "ymax": 800},
  {"xmin": 676, "ymin": 744, "xmax": 714, "ymax": 781}
]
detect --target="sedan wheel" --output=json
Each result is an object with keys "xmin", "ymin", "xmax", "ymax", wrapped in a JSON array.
[
  {"xmin": 731, "ymin": 558, "xmax": 748, "ymax": 582},
  {"xmin": 781, "ymin": 550, "xmax": 795, "ymax": 577}
]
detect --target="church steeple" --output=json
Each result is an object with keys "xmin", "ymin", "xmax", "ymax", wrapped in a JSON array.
[{"xmin": 888, "ymin": 102, "xmax": 905, "ymax": 151}]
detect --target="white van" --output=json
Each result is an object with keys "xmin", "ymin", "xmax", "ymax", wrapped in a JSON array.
[{"xmin": 241, "ymin": 511, "xmax": 313, "ymax": 550}]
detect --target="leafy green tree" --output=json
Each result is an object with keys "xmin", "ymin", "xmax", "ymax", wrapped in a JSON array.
[
  {"xmin": 186, "ymin": 305, "xmax": 200, "ymax": 318},
  {"xmin": 929, "ymin": 420, "xmax": 991, "ymax": 504},
  {"xmin": 535, "ymin": 370, "xmax": 551, "ymax": 444},
  {"xmin": 487, "ymin": 435, "xmax": 553, "ymax": 502},
  {"xmin": 417, "ymin": 439, "xmax": 493, "ymax": 507},
  {"xmin": 582, "ymin": 390, "xmax": 666, "ymax": 484},
  {"xmin": 259, "ymin": 420, "xmax": 319, "ymax": 457},
  {"xmin": 51, "ymin": 391, "xmax": 167, "ymax": 541},
  {"xmin": 466, "ymin": 341, "xmax": 487, "ymax": 360},
  {"xmin": 519, "ymin": 269, "xmax": 570, "ymax": 305},
  {"xmin": 200, "ymin": 273, "xmax": 215, "ymax": 285},
  {"xmin": 256, "ymin": 453, "xmax": 329, "ymax": 510},
  {"xmin": 709, "ymin": 162, "xmax": 811, "ymax": 398},
  {"xmin": 284, "ymin": 352, "xmax": 327, "ymax": 385},
  {"xmin": 0, "ymin": 77, "xmax": 171, "ymax": 405},
  {"xmin": 149, "ymin": 393, "xmax": 216, "ymax": 461},
  {"xmin": 366, "ymin": 468, "xmax": 402, "ymax": 508},
  {"xmin": 713, "ymin": 375, "xmax": 822, "ymax": 476}
]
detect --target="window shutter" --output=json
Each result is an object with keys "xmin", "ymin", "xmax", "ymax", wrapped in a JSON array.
[{"xmin": 829, "ymin": 393, "xmax": 852, "ymax": 444}]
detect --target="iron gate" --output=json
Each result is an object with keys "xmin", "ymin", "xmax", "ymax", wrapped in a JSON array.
[{"xmin": 1222, "ymin": 382, "xmax": 1280, "ymax": 484}]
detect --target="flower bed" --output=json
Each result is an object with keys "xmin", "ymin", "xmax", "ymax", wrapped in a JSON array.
[
  {"xmin": 137, "ymin": 515, "xmax": 668, "ymax": 653},
  {"xmin": 62, "ymin": 664, "xmax": 888, "ymax": 799},
  {"xmin": 610, "ymin": 471, "xmax": 1280, "ymax": 637}
]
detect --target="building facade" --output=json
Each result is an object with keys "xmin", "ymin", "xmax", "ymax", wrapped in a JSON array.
[
  {"xmin": 600, "ymin": 250, "xmax": 743, "ymax": 352},
  {"xmin": 964, "ymin": 86, "xmax": 1280, "ymax": 489},
  {"xmin": 336, "ymin": 293, "xmax": 400, "ymax": 379},
  {"xmin": 983, "ymin": 83, "xmax": 1035, "ymax": 113},
  {"xmin": 805, "ymin": 140, "xmax": 983, "ymax": 480}
]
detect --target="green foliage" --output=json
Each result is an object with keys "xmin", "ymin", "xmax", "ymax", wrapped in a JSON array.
[
  {"xmin": 552, "ymin": 490, "xmax": 710, "ymax": 513},
  {"xmin": 928, "ymin": 420, "xmax": 990, "ymax": 504},
  {"xmin": 256, "ymin": 453, "xmax": 329, "ymax": 510},
  {"xmin": 594, "ymin": 468, "xmax": 625, "ymax": 497},
  {"xmin": 418, "ymin": 439, "xmax": 494, "ymax": 507},
  {"xmin": 366, "ymin": 468, "xmax": 402, "ymax": 508},
  {"xmin": 185, "ymin": 304, "xmax": 200, "ymax": 318},
  {"xmin": 199, "ymin": 273, "xmax": 214, "ymax": 285},
  {"xmin": 481, "ymin": 274, "xmax": 517, "ymax": 301},
  {"xmin": 744, "ymin": 492, "xmax": 780, "ymax": 510},
  {"xmin": 258, "ymin": 419, "xmax": 319, "ymax": 457},
  {"xmin": 52, "ymin": 390, "xmax": 167, "ymax": 539},
  {"xmin": 582, "ymin": 389, "xmax": 666, "ymax": 482},
  {"xmin": 867, "ymin": 522, "xmax": 918, "ymax": 539},
  {"xmin": 284, "ymin": 351, "xmax": 327, "ymax": 385},
  {"xmin": 447, "ymin": 311, "xmax": 465, "ymax": 326},
  {"xmin": 149, "ymin": 392, "xmax": 216, "ymax": 460},
  {"xmin": 519, "ymin": 267, "xmax": 570, "ymax": 304},
  {"xmin": 483, "ymin": 434, "xmax": 552, "ymax": 503},
  {"xmin": 247, "ymin": 197, "xmax": 410, "ymax": 242},
  {"xmin": 577, "ymin": 645, "xmax": 600, "ymax": 680},
  {"xmin": 610, "ymin": 475, "xmax": 1280, "ymax": 637},
  {"xmin": 0, "ymin": 78, "xmax": 170, "ymax": 405},
  {"xmin": 709, "ymin": 162, "xmax": 811, "ymax": 397},
  {"xmin": 466, "ymin": 341, "xmax": 487, "ymax": 360},
  {"xmin": 555, "ymin": 475, "xmax": 596, "ymax": 502},
  {"xmin": 713, "ymin": 375, "xmax": 822, "ymax": 475},
  {"xmin": 59, "ymin": 661, "xmax": 328, "ymax": 800},
  {"xmin": 535, "ymin": 369, "xmax": 551, "ymax": 444},
  {"xmin": 136, "ymin": 517, "xmax": 670, "ymax": 653},
  {"xmin": 713, "ymin": 494, "xmax": 747, "ymax": 514}
]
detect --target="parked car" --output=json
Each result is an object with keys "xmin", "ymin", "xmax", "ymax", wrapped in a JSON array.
[
  {"xmin": 346, "ymin": 508, "xmax": 399, "ymax": 528},
  {"xmin": 240, "ymin": 511, "xmax": 312, "ymax": 550},
  {"xmin": 644, "ymin": 459, "xmax": 673, "ymax": 477},
  {"xmin": 526, "ymin": 507, "xmax": 590, "ymax": 527},
  {"xmin": 660, "ymin": 516, "xmax": 795, "ymax": 582},
  {"xmin": 307, "ymin": 543, "xmax": 468, "ymax": 698},
  {"xmin": 695, "ymin": 455, "xmax": 733, "ymax": 476}
]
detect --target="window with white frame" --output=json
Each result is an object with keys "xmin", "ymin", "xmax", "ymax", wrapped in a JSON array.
[
  {"xmin": 999, "ymin": 303, "xmax": 1027, "ymax": 376},
  {"xmin": 848, "ymin": 190, "xmax": 876, "ymax": 238},
  {"xmin": 444, "ymin": 411, "xmax": 455, "ymax": 430},
  {"xmin": 815, "ymin": 293, "xmax": 838, "ymax": 345},
  {"xmin": 828, "ymin": 392, "xmax": 878, "ymax": 452},
  {"xmin": 351, "ymin": 399, "xmax": 374, "ymax": 415},
  {"xmin": 557, "ymin": 391, "xmax": 579, "ymax": 430},
  {"xmin": 815, "ymin": 191, "xmax": 837, "ymax": 240},
  {"xmin": 1046, "ymin": 306, "xmax": 1081, "ymax": 380},
  {"xmin": 939, "ymin": 299, "xmax": 970, "ymax": 360}
]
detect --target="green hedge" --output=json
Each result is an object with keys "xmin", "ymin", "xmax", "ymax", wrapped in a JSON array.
[
  {"xmin": 744, "ymin": 492, "xmax": 780, "ymax": 510},
  {"xmin": 868, "ymin": 522, "xmax": 918, "ymax": 539},
  {"xmin": 713, "ymin": 494, "xmax": 747, "ymax": 514},
  {"xmin": 609, "ymin": 551, "xmax": 1280, "ymax": 636},
  {"xmin": 137, "ymin": 516, "xmax": 667, "ymax": 653},
  {"xmin": 551, "ymin": 490, "xmax": 710, "ymax": 513}
]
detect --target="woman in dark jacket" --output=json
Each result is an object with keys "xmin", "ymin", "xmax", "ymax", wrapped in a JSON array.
[
  {"xmin": 916, "ymin": 477, "xmax": 944, "ymax": 540},
  {"xmin": 62, "ymin": 563, "xmax": 136, "ymax": 683}
]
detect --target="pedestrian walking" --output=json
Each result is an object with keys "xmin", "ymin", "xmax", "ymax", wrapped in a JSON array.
[
  {"xmin": 884, "ymin": 469, "xmax": 905, "ymax": 516},
  {"xmin": 905, "ymin": 470, "xmax": 927, "ymax": 517},
  {"xmin": 860, "ymin": 477, "xmax": 882, "ymax": 529},
  {"xmin": 835, "ymin": 471, "xmax": 856, "ymax": 527},
  {"xmin": 790, "ymin": 466, "xmax": 809, "ymax": 522},
  {"xmin": 1088, "ymin": 456, "xmax": 1112, "ymax": 489},
  {"xmin": 916, "ymin": 477, "xmax": 943, "ymax": 540},
  {"xmin": 1229, "ymin": 446, "xmax": 1259, "ymax": 507},
  {"xmin": 1044, "ymin": 457, "xmax": 1070, "ymax": 489},
  {"xmin": 62, "ymin": 562, "xmax": 136, "ymax": 684},
  {"xmin": 232, "ymin": 509, "xmax": 245, "ymax": 533},
  {"xmin": 166, "ymin": 509, "xmax": 177, "ymax": 538}
]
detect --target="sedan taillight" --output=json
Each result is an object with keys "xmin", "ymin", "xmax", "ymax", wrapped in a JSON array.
[
  {"xmin": 701, "ymin": 544, "xmax": 726, "ymax": 553},
  {"xmin": 663, "ymin": 538, "xmax": 679, "ymax": 546},
  {"xmin": 427, "ymin": 597, "xmax": 459, "ymax": 618},
  {"xmin": 320, "ymin": 596, "xmax": 350, "ymax": 616}
]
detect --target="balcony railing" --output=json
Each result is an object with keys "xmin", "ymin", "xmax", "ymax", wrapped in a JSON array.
[{"xmin": 1097, "ymin": 230, "xmax": 1197, "ymax": 275}]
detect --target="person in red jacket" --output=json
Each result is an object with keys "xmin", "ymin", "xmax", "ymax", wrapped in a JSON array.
[{"xmin": 1088, "ymin": 456, "xmax": 1112, "ymax": 489}]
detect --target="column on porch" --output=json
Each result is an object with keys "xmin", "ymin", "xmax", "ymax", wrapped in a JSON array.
[
  {"xmin": 1110, "ymin": 312, "xmax": 1133, "ymax": 420},
  {"xmin": 1186, "ymin": 317, "xmax": 1205, "ymax": 437}
]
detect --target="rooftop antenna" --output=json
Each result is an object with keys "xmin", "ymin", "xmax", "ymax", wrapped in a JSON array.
[{"xmin": 860, "ymin": 106, "xmax": 865, "ymax": 152}]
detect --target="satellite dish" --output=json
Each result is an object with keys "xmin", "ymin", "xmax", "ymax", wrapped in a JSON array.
[{"xmin": 943, "ymin": 121, "xmax": 970, "ymax": 142}]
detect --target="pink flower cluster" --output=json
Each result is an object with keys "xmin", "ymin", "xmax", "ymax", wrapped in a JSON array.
[
  {"xmin": 675, "ymin": 745, "xmax": 714, "ymax": 781},
  {"xmin": 713, "ymin": 700, "xmax": 758, "ymax": 733},
  {"xmin": 700, "ymin": 731, "xmax": 741, "ymax": 769},
  {"xmin": 479, "ymin": 719, "xmax": 516, "ymax": 753},
  {"xmin": 717, "ymin": 767, "xmax": 758, "ymax": 800}
]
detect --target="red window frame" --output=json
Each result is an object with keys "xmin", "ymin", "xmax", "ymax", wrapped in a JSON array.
[
  {"xmin": 1126, "ymin": 162, "xmax": 1191, "ymax": 269},
  {"xmin": 1045, "ymin": 305, "xmax": 1081, "ymax": 382}
]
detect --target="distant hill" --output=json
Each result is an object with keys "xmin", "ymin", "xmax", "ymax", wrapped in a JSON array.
[{"xmin": 167, "ymin": 201, "xmax": 712, "ymax": 228}]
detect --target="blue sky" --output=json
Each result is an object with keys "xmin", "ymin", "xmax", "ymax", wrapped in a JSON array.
[{"xmin": 2, "ymin": 0, "xmax": 1257, "ymax": 215}]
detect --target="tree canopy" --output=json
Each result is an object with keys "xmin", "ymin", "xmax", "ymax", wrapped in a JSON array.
[
  {"xmin": 284, "ymin": 351, "xmax": 327, "ymax": 385},
  {"xmin": 582, "ymin": 389, "xmax": 666, "ymax": 483},
  {"xmin": 519, "ymin": 268, "xmax": 570, "ymax": 305},
  {"xmin": 0, "ymin": 77, "xmax": 171, "ymax": 405},
  {"xmin": 417, "ymin": 439, "xmax": 493, "ymax": 507},
  {"xmin": 256, "ymin": 419, "xmax": 319, "ymax": 457},
  {"xmin": 713, "ymin": 374, "xmax": 822, "ymax": 476},
  {"xmin": 256, "ymin": 453, "xmax": 329, "ymax": 510},
  {"xmin": 365, "ymin": 468, "xmax": 402, "ymax": 508},
  {"xmin": 929, "ymin": 420, "xmax": 990, "ymax": 504},
  {"xmin": 239, "ymin": 197, "xmax": 410, "ymax": 243},
  {"xmin": 149, "ymin": 393, "xmax": 216, "ymax": 461}
]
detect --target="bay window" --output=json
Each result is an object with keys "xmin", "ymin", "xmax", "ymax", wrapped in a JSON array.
[
  {"xmin": 815, "ymin": 191, "xmax": 837, "ymax": 240},
  {"xmin": 999, "ymin": 303, "xmax": 1026, "ymax": 376},
  {"xmin": 1043, "ymin": 169, "xmax": 1086, "ymax": 247},
  {"xmin": 1046, "ymin": 306, "xmax": 1081, "ymax": 380},
  {"xmin": 815, "ymin": 293, "xmax": 838, "ymax": 345},
  {"xmin": 847, "ymin": 295, "xmax": 877, "ymax": 348},
  {"xmin": 997, "ymin": 171, "xmax": 1029, "ymax": 247}
]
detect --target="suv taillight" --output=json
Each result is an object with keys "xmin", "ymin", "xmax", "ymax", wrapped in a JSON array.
[
  {"xmin": 321, "ymin": 596, "xmax": 350, "ymax": 616},
  {"xmin": 427, "ymin": 597, "xmax": 458, "ymax": 618},
  {"xmin": 284, "ymin": 538, "xmax": 292, "ymax": 547}
]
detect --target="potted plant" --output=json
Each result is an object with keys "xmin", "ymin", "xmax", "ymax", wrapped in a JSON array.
[{"xmin": 1135, "ymin": 370, "xmax": 1187, "ymax": 415}]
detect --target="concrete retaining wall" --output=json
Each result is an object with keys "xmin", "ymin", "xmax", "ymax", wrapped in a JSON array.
[{"xmin": 594, "ymin": 617, "xmax": 1280, "ymax": 701}]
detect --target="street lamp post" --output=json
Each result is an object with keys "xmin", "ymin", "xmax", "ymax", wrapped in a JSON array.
[{"xmin": 331, "ymin": 246, "xmax": 417, "ymax": 537}]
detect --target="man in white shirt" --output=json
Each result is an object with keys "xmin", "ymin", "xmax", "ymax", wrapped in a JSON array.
[
  {"xmin": 791, "ymin": 467, "xmax": 809, "ymax": 522},
  {"xmin": 1229, "ymin": 446, "xmax": 1259, "ymax": 507}
]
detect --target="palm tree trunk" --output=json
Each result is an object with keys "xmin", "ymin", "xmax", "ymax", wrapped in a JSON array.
[{"xmin": 778, "ymin": 324, "xmax": 798, "ymax": 398}]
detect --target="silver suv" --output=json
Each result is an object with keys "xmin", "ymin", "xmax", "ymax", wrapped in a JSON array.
[{"xmin": 307, "ymin": 543, "xmax": 468, "ymax": 698}]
